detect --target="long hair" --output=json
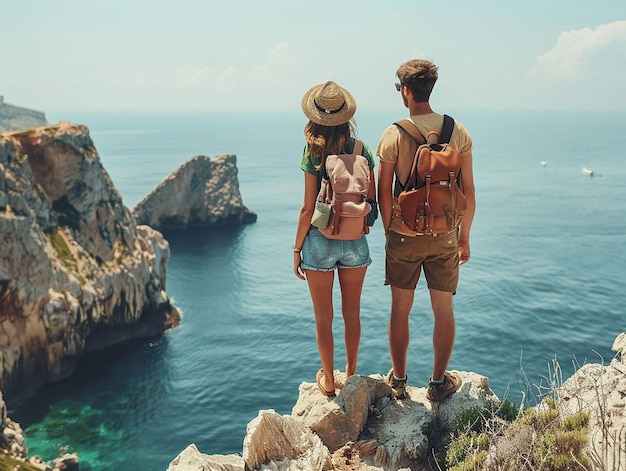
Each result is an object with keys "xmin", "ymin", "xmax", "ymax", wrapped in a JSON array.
[{"xmin": 304, "ymin": 121, "xmax": 350, "ymax": 171}]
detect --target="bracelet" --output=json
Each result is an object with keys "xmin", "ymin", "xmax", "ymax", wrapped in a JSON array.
[{"xmin": 292, "ymin": 245, "xmax": 301, "ymax": 253}]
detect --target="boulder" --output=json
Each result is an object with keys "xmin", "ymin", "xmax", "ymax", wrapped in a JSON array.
[
  {"xmin": 243, "ymin": 409, "xmax": 332, "ymax": 470},
  {"xmin": 132, "ymin": 154, "xmax": 257, "ymax": 231},
  {"xmin": 167, "ymin": 444, "xmax": 244, "ymax": 471}
]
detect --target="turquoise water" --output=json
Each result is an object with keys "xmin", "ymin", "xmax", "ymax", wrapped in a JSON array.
[{"xmin": 9, "ymin": 109, "xmax": 626, "ymax": 470}]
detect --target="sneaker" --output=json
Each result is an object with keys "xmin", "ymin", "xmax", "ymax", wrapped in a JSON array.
[
  {"xmin": 426, "ymin": 371, "xmax": 462, "ymax": 402},
  {"xmin": 386, "ymin": 369, "xmax": 408, "ymax": 399}
]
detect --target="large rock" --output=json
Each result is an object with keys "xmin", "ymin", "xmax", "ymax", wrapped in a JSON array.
[
  {"xmin": 132, "ymin": 154, "xmax": 257, "ymax": 231},
  {"xmin": 167, "ymin": 444, "xmax": 244, "ymax": 471},
  {"xmin": 243, "ymin": 409, "xmax": 332, "ymax": 470},
  {"xmin": 168, "ymin": 370, "xmax": 498, "ymax": 471},
  {"xmin": 0, "ymin": 122, "xmax": 179, "ymax": 399},
  {"xmin": 292, "ymin": 374, "xmax": 391, "ymax": 452}
]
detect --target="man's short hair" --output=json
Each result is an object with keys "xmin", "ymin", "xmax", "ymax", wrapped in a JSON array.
[{"xmin": 396, "ymin": 60, "xmax": 439, "ymax": 102}]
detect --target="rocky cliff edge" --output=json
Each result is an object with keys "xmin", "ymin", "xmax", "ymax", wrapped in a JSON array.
[
  {"xmin": 0, "ymin": 122, "xmax": 180, "ymax": 400},
  {"xmin": 167, "ymin": 333, "xmax": 626, "ymax": 471}
]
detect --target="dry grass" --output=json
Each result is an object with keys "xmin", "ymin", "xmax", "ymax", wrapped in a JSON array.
[{"xmin": 442, "ymin": 353, "xmax": 624, "ymax": 471}]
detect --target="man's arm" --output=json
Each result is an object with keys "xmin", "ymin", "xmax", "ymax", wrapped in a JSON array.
[
  {"xmin": 378, "ymin": 161, "xmax": 395, "ymax": 234},
  {"xmin": 459, "ymin": 151, "xmax": 475, "ymax": 265}
]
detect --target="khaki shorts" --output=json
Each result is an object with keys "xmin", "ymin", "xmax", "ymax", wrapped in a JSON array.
[{"xmin": 385, "ymin": 229, "xmax": 459, "ymax": 292}]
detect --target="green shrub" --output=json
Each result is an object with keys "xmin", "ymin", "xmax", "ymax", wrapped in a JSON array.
[
  {"xmin": 448, "ymin": 398, "xmax": 591, "ymax": 470},
  {"xmin": 447, "ymin": 431, "xmax": 489, "ymax": 468},
  {"xmin": 457, "ymin": 399, "xmax": 519, "ymax": 434},
  {"xmin": 0, "ymin": 454, "xmax": 43, "ymax": 471},
  {"xmin": 535, "ymin": 427, "xmax": 590, "ymax": 470},
  {"xmin": 45, "ymin": 230, "xmax": 86, "ymax": 285},
  {"xmin": 46, "ymin": 230, "xmax": 74, "ymax": 263}
]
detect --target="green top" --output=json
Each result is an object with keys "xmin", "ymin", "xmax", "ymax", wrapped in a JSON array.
[{"xmin": 300, "ymin": 137, "xmax": 376, "ymax": 177}]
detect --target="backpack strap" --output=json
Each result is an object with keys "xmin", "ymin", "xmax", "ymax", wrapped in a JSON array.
[
  {"xmin": 394, "ymin": 119, "xmax": 427, "ymax": 146},
  {"xmin": 440, "ymin": 114, "xmax": 455, "ymax": 144},
  {"xmin": 393, "ymin": 120, "xmax": 426, "ymax": 195},
  {"xmin": 440, "ymin": 114, "xmax": 462, "ymax": 188},
  {"xmin": 395, "ymin": 115, "xmax": 455, "ymax": 144}
]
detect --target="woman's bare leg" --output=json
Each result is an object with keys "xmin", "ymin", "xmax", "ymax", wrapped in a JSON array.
[
  {"xmin": 305, "ymin": 270, "xmax": 336, "ymax": 393},
  {"xmin": 338, "ymin": 266, "xmax": 367, "ymax": 377}
]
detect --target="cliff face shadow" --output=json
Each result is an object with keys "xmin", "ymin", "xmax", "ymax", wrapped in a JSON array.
[
  {"xmin": 8, "ymin": 335, "xmax": 171, "ymax": 425},
  {"xmin": 161, "ymin": 225, "xmax": 246, "ymax": 256}
]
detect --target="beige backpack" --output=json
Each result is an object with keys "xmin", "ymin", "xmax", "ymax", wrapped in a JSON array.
[{"xmin": 313, "ymin": 140, "xmax": 371, "ymax": 240}]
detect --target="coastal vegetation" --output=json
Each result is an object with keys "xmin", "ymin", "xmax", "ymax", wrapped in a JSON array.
[
  {"xmin": 0, "ymin": 454, "xmax": 42, "ymax": 471},
  {"xmin": 437, "ymin": 357, "xmax": 623, "ymax": 471},
  {"xmin": 46, "ymin": 229, "xmax": 86, "ymax": 285}
]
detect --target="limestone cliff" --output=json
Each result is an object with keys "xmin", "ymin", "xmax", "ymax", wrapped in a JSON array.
[
  {"xmin": 132, "ymin": 154, "xmax": 257, "ymax": 231},
  {"xmin": 0, "ymin": 96, "xmax": 48, "ymax": 132},
  {"xmin": 0, "ymin": 122, "xmax": 179, "ymax": 400}
]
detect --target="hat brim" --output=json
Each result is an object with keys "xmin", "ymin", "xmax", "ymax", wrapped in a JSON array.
[{"xmin": 301, "ymin": 83, "xmax": 357, "ymax": 126}]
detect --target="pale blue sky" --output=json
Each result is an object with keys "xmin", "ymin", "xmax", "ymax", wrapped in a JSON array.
[{"xmin": 2, "ymin": 0, "xmax": 625, "ymax": 112}]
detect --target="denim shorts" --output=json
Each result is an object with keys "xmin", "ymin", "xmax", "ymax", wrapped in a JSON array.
[{"xmin": 301, "ymin": 227, "xmax": 372, "ymax": 271}]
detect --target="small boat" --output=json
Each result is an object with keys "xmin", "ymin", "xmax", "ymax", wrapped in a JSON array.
[
  {"xmin": 540, "ymin": 161, "xmax": 547, "ymax": 167},
  {"xmin": 582, "ymin": 167, "xmax": 594, "ymax": 176}
]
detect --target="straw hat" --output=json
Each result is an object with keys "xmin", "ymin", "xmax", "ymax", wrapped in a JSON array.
[{"xmin": 301, "ymin": 81, "xmax": 356, "ymax": 126}]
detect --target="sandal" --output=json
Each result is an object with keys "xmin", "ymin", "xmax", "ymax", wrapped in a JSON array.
[
  {"xmin": 316, "ymin": 368, "xmax": 336, "ymax": 397},
  {"xmin": 426, "ymin": 371, "xmax": 462, "ymax": 402}
]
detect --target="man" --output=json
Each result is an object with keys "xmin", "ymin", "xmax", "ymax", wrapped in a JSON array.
[{"xmin": 376, "ymin": 59, "xmax": 476, "ymax": 401}]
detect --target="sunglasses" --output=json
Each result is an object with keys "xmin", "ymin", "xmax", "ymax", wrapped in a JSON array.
[{"xmin": 395, "ymin": 82, "xmax": 403, "ymax": 91}]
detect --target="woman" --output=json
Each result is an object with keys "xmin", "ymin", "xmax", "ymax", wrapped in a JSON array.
[{"xmin": 292, "ymin": 81, "xmax": 377, "ymax": 397}]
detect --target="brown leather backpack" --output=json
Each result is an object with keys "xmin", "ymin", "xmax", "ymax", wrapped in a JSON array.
[{"xmin": 394, "ymin": 115, "xmax": 466, "ymax": 235}]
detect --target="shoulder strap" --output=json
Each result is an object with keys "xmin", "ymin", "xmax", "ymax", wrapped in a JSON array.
[
  {"xmin": 321, "ymin": 157, "xmax": 328, "ymax": 180},
  {"xmin": 393, "ymin": 120, "xmax": 425, "ymax": 194},
  {"xmin": 441, "ymin": 114, "xmax": 455, "ymax": 143},
  {"xmin": 441, "ymin": 114, "xmax": 463, "ymax": 188},
  {"xmin": 395, "ymin": 115, "xmax": 454, "ymax": 144},
  {"xmin": 393, "ymin": 119, "xmax": 426, "ymax": 145},
  {"xmin": 353, "ymin": 139, "xmax": 363, "ymax": 155}
]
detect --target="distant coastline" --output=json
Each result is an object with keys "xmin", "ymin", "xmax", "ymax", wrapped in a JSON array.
[{"xmin": 0, "ymin": 95, "xmax": 48, "ymax": 132}]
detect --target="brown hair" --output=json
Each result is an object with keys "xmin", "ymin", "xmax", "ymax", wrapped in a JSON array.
[
  {"xmin": 304, "ymin": 121, "xmax": 350, "ymax": 171},
  {"xmin": 396, "ymin": 59, "xmax": 439, "ymax": 102}
]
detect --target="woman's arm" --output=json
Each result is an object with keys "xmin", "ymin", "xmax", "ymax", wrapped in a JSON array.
[
  {"xmin": 378, "ymin": 161, "xmax": 395, "ymax": 234},
  {"xmin": 293, "ymin": 171, "xmax": 318, "ymax": 279}
]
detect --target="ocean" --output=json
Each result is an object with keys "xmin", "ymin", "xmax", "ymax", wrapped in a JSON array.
[{"xmin": 8, "ymin": 109, "xmax": 626, "ymax": 470}]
